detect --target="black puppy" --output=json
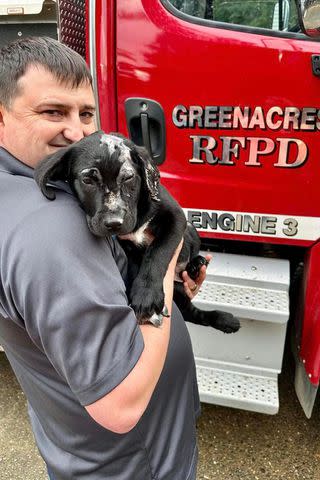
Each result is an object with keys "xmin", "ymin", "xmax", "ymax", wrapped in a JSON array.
[{"xmin": 34, "ymin": 131, "xmax": 239, "ymax": 333}]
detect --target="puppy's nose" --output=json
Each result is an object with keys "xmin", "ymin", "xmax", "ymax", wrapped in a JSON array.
[{"xmin": 104, "ymin": 218, "xmax": 124, "ymax": 230}]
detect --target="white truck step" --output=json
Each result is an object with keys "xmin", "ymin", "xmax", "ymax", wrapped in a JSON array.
[
  {"xmin": 196, "ymin": 362, "xmax": 278, "ymax": 414},
  {"xmin": 193, "ymin": 252, "xmax": 289, "ymax": 323},
  {"xmin": 188, "ymin": 252, "xmax": 290, "ymax": 414}
]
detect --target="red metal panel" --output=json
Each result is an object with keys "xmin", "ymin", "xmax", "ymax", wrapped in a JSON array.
[
  {"xmin": 112, "ymin": 1, "xmax": 320, "ymax": 381},
  {"xmin": 86, "ymin": 1, "xmax": 320, "ymax": 384},
  {"xmin": 92, "ymin": 0, "xmax": 117, "ymax": 132},
  {"xmin": 299, "ymin": 241, "xmax": 320, "ymax": 385},
  {"xmin": 114, "ymin": 0, "xmax": 320, "ymax": 246}
]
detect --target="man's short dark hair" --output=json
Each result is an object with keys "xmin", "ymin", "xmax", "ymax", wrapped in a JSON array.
[{"xmin": 0, "ymin": 36, "xmax": 93, "ymax": 108}]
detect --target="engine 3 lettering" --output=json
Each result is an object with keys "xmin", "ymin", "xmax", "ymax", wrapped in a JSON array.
[
  {"xmin": 187, "ymin": 210, "xmax": 300, "ymax": 237},
  {"xmin": 189, "ymin": 211, "xmax": 277, "ymax": 235}
]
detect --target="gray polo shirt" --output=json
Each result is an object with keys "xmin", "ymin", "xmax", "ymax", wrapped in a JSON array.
[{"xmin": 0, "ymin": 147, "xmax": 200, "ymax": 480}]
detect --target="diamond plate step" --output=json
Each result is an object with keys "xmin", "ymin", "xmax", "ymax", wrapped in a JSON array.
[
  {"xmin": 188, "ymin": 252, "xmax": 290, "ymax": 414},
  {"xmin": 193, "ymin": 252, "xmax": 289, "ymax": 323},
  {"xmin": 200, "ymin": 251, "xmax": 290, "ymax": 289},
  {"xmin": 194, "ymin": 281, "xmax": 289, "ymax": 323},
  {"xmin": 196, "ymin": 363, "xmax": 279, "ymax": 414}
]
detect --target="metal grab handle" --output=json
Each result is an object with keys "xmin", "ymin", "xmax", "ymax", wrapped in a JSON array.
[
  {"xmin": 141, "ymin": 113, "xmax": 152, "ymax": 156},
  {"xmin": 125, "ymin": 98, "xmax": 166, "ymax": 165}
]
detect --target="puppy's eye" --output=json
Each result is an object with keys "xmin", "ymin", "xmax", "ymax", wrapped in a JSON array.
[
  {"xmin": 123, "ymin": 174, "xmax": 134, "ymax": 183},
  {"xmin": 80, "ymin": 167, "xmax": 101, "ymax": 185},
  {"xmin": 82, "ymin": 176, "xmax": 94, "ymax": 185}
]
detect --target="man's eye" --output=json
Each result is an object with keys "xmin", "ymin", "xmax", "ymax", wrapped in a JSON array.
[
  {"xmin": 81, "ymin": 111, "xmax": 95, "ymax": 118},
  {"xmin": 42, "ymin": 110, "xmax": 63, "ymax": 117},
  {"xmin": 80, "ymin": 112, "xmax": 95, "ymax": 125}
]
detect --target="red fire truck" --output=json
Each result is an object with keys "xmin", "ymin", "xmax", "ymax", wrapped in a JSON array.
[{"xmin": 57, "ymin": 0, "xmax": 320, "ymax": 418}]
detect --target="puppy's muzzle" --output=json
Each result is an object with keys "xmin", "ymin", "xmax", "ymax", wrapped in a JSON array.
[{"xmin": 103, "ymin": 216, "xmax": 124, "ymax": 230}]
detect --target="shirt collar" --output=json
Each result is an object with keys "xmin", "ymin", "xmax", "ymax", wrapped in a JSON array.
[{"xmin": 0, "ymin": 147, "xmax": 73, "ymax": 195}]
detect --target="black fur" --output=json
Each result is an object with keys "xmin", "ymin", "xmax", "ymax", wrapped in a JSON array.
[{"xmin": 34, "ymin": 131, "xmax": 240, "ymax": 333}]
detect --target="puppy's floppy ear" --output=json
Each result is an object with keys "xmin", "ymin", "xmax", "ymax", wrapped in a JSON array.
[
  {"xmin": 131, "ymin": 144, "xmax": 161, "ymax": 202},
  {"xmin": 34, "ymin": 146, "xmax": 73, "ymax": 200},
  {"xmin": 109, "ymin": 131, "xmax": 126, "ymax": 141}
]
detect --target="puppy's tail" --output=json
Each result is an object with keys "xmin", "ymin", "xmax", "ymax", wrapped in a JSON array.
[{"xmin": 174, "ymin": 283, "xmax": 240, "ymax": 334}]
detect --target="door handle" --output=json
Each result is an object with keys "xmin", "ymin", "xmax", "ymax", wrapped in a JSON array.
[{"xmin": 125, "ymin": 98, "xmax": 166, "ymax": 165}]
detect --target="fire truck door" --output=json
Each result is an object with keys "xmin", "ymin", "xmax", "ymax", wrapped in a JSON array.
[{"xmin": 114, "ymin": 0, "xmax": 320, "ymax": 243}]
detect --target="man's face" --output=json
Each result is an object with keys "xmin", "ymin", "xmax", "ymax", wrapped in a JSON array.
[{"xmin": 0, "ymin": 64, "xmax": 96, "ymax": 167}]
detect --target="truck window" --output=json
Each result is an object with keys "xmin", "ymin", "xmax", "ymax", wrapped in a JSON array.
[{"xmin": 165, "ymin": 0, "xmax": 300, "ymax": 33}]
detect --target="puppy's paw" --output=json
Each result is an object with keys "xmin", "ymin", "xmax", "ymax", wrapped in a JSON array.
[
  {"xmin": 130, "ymin": 279, "xmax": 165, "ymax": 324},
  {"xmin": 185, "ymin": 255, "xmax": 209, "ymax": 280},
  {"xmin": 211, "ymin": 311, "xmax": 241, "ymax": 334}
]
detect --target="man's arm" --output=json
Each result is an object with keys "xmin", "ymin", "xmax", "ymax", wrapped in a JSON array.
[{"xmin": 85, "ymin": 241, "xmax": 182, "ymax": 434}]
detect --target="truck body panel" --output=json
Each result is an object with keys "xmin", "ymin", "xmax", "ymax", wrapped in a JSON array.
[{"xmin": 112, "ymin": 1, "xmax": 320, "ymax": 248}]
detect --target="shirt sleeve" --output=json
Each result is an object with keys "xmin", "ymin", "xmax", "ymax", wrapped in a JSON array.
[{"xmin": 3, "ymin": 200, "xmax": 144, "ymax": 406}]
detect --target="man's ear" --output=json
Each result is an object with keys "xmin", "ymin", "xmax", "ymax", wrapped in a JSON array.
[{"xmin": 34, "ymin": 146, "xmax": 73, "ymax": 200}]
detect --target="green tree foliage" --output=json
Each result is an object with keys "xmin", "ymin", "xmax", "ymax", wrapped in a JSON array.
[
  {"xmin": 170, "ymin": 0, "xmax": 299, "ymax": 31},
  {"xmin": 215, "ymin": 1, "xmax": 275, "ymax": 28}
]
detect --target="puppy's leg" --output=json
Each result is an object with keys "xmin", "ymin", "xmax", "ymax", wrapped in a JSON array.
[
  {"xmin": 129, "ymin": 208, "xmax": 186, "ymax": 323},
  {"xmin": 175, "ymin": 223, "xmax": 240, "ymax": 333},
  {"xmin": 173, "ymin": 282, "xmax": 240, "ymax": 333}
]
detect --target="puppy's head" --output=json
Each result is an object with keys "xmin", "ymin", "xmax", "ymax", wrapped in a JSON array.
[{"xmin": 34, "ymin": 131, "xmax": 160, "ymax": 237}]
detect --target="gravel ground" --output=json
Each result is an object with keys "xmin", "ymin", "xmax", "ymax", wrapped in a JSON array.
[
  {"xmin": 0, "ymin": 353, "xmax": 46, "ymax": 480},
  {"xmin": 1, "ymin": 349, "xmax": 320, "ymax": 480}
]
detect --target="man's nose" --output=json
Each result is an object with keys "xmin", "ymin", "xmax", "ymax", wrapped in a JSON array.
[{"xmin": 63, "ymin": 118, "xmax": 85, "ymax": 142}]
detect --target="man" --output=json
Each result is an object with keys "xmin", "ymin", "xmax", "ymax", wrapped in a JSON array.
[{"xmin": 0, "ymin": 37, "xmax": 207, "ymax": 479}]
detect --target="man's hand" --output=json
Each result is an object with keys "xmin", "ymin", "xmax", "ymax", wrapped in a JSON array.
[{"xmin": 181, "ymin": 254, "xmax": 212, "ymax": 300}]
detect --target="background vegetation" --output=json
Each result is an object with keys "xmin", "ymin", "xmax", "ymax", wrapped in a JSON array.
[{"xmin": 170, "ymin": 0, "xmax": 299, "ymax": 31}]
